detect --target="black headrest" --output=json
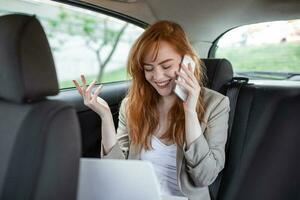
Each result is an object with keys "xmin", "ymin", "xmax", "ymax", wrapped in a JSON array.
[
  {"xmin": 0, "ymin": 14, "xmax": 58, "ymax": 103},
  {"xmin": 202, "ymin": 58, "xmax": 233, "ymax": 93}
]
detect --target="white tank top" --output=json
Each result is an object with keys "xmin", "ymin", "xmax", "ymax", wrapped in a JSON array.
[{"xmin": 140, "ymin": 136, "xmax": 184, "ymax": 197}]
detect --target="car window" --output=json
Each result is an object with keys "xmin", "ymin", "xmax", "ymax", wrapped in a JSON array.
[
  {"xmin": 213, "ymin": 20, "xmax": 300, "ymax": 81},
  {"xmin": 0, "ymin": 0, "xmax": 144, "ymax": 89}
]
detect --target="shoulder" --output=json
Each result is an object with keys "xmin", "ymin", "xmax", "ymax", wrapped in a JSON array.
[
  {"xmin": 120, "ymin": 97, "xmax": 129, "ymax": 108},
  {"xmin": 202, "ymin": 87, "xmax": 229, "ymax": 105},
  {"xmin": 202, "ymin": 87, "xmax": 230, "ymax": 116},
  {"xmin": 119, "ymin": 97, "xmax": 129, "ymax": 118}
]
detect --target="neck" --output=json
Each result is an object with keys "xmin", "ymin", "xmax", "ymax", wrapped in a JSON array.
[{"xmin": 158, "ymin": 94, "xmax": 177, "ymax": 113}]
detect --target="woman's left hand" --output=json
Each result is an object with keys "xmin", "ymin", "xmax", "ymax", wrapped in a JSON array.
[{"xmin": 175, "ymin": 63, "xmax": 201, "ymax": 113}]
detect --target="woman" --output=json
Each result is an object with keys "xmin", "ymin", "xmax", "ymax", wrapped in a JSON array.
[{"xmin": 73, "ymin": 20, "xmax": 230, "ymax": 200}]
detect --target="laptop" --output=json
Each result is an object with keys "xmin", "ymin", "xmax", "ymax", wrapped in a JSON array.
[{"xmin": 77, "ymin": 158, "xmax": 188, "ymax": 200}]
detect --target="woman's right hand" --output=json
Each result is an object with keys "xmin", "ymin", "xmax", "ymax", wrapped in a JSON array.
[{"xmin": 73, "ymin": 75, "xmax": 111, "ymax": 118}]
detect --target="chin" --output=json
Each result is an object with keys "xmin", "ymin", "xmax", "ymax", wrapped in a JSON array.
[
  {"xmin": 150, "ymin": 81, "xmax": 176, "ymax": 97},
  {"xmin": 156, "ymin": 88, "xmax": 173, "ymax": 97}
]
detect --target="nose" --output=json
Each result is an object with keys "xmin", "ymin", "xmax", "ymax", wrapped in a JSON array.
[{"xmin": 153, "ymin": 67, "xmax": 165, "ymax": 81}]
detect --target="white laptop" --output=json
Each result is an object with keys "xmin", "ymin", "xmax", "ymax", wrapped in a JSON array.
[{"xmin": 77, "ymin": 158, "xmax": 188, "ymax": 200}]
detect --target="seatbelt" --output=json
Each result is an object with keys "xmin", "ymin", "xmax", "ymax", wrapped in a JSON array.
[
  {"xmin": 225, "ymin": 77, "xmax": 249, "ymax": 151},
  {"xmin": 209, "ymin": 77, "xmax": 249, "ymax": 200},
  {"xmin": 1, "ymin": 102, "xmax": 65, "ymax": 200}
]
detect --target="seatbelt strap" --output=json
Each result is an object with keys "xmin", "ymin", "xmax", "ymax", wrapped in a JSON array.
[
  {"xmin": 209, "ymin": 77, "xmax": 248, "ymax": 200},
  {"xmin": 225, "ymin": 77, "xmax": 248, "ymax": 150},
  {"xmin": 1, "ymin": 102, "xmax": 65, "ymax": 200}
]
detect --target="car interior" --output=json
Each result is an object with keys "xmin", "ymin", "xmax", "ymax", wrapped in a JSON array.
[{"xmin": 0, "ymin": 0, "xmax": 299, "ymax": 200}]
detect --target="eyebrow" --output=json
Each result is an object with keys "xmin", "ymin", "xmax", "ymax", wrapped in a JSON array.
[{"xmin": 143, "ymin": 58, "xmax": 174, "ymax": 67}]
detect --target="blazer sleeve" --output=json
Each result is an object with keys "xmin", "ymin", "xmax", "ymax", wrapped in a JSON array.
[
  {"xmin": 101, "ymin": 98, "xmax": 130, "ymax": 159},
  {"xmin": 183, "ymin": 96, "xmax": 230, "ymax": 187}
]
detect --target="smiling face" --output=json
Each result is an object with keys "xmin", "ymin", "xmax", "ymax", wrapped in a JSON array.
[{"xmin": 143, "ymin": 41, "xmax": 182, "ymax": 97}]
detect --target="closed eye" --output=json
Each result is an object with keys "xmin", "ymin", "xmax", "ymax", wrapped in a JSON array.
[
  {"xmin": 162, "ymin": 65, "xmax": 171, "ymax": 69},
  {"xmin": 144, "ymin": 67, "xmax": 153, "ymax": 72}
]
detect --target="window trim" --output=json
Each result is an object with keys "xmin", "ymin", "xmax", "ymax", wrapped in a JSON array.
[
  {"xmin": 208, "ymin": 26, "xmax": 236, "ymax": 58},
  {"xmin": 53, "ymin": 0, "xmax": 148, "ymax": 29},
  {"xmin": 208, "ymin": 21, "xmax": 300, "ymax": 81},
  {"xmin": 46, "ymin": 0, "xmax": 146, "ymax": 89}
]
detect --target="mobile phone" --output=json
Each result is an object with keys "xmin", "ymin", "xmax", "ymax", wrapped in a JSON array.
[{"xmin": 173, "ymin": 55, "xmax": 196, "ymax": 101}]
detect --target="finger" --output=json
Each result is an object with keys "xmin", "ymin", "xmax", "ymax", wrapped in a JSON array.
[
  {"xmin": 176, "ymin": 70, "xmax": 194, "ymax": 88},
  {"xmin": 181, "ymin": 64, "xmax": 194, "ymax": 78},
  {"xmin": 81, "ymin": 74, "xmax": 87, "ymax": 91},
  {"xmin": 188, "ymin": 64, "xmax": 199, "ymax": 84},
  {"xmin": 181, "ymin": 64, "xmax": 198, "ymax": 84},
  {"xmin": 85, "ymin": 80, "xmax": 96, "ymax": 101},
  {"xmin": 72, "ymin": 80, "xmax": 83, "ymax": 96},
  {"xmin": 181, "ymin": 64, "xmax": 197, "ymax": 82},
  {"xmin": 92, "ymin": 84, "xmax": 103, "ymax": 102},
  {"xmin": 175, "ymin": 79, "xmax": 193, "ymax": 94},
  {"xmin": 86, "ymin": 80, "xmax": 97, "ymax": 93}
]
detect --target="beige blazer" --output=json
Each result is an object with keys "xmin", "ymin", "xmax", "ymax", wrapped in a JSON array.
[{"xmin": 101, "ymin": 87, "xmax": 230, "ymax": 200}]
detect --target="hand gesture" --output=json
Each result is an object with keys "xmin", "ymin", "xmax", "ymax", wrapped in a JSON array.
[{"xmin": 73, "ymin": 75, "xmax": 111, "ymax": 118}]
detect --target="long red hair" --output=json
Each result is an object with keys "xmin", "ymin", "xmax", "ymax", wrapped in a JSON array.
[{"xmin": 126, "ymin": 20, "xmax": 206, "ymax": 149}]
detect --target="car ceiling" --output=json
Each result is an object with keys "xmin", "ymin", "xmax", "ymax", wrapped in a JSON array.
[{"xmin": 80, "ymin": 0, "xmax": 300, "ymax": 54}]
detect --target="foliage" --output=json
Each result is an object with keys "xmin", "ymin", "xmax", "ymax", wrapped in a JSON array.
[
  {"xmin": 216, "ymin": 42, "xmax": 300, "ymax": 73},
  {"xmin": 45, "ymin": 7, "xmax": 128, "ymax": 81}
]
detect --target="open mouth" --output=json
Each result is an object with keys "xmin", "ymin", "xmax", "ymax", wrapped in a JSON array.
[{"xmin": 155, "ymin": 80, "xmax": 171, "ymax": 88}]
